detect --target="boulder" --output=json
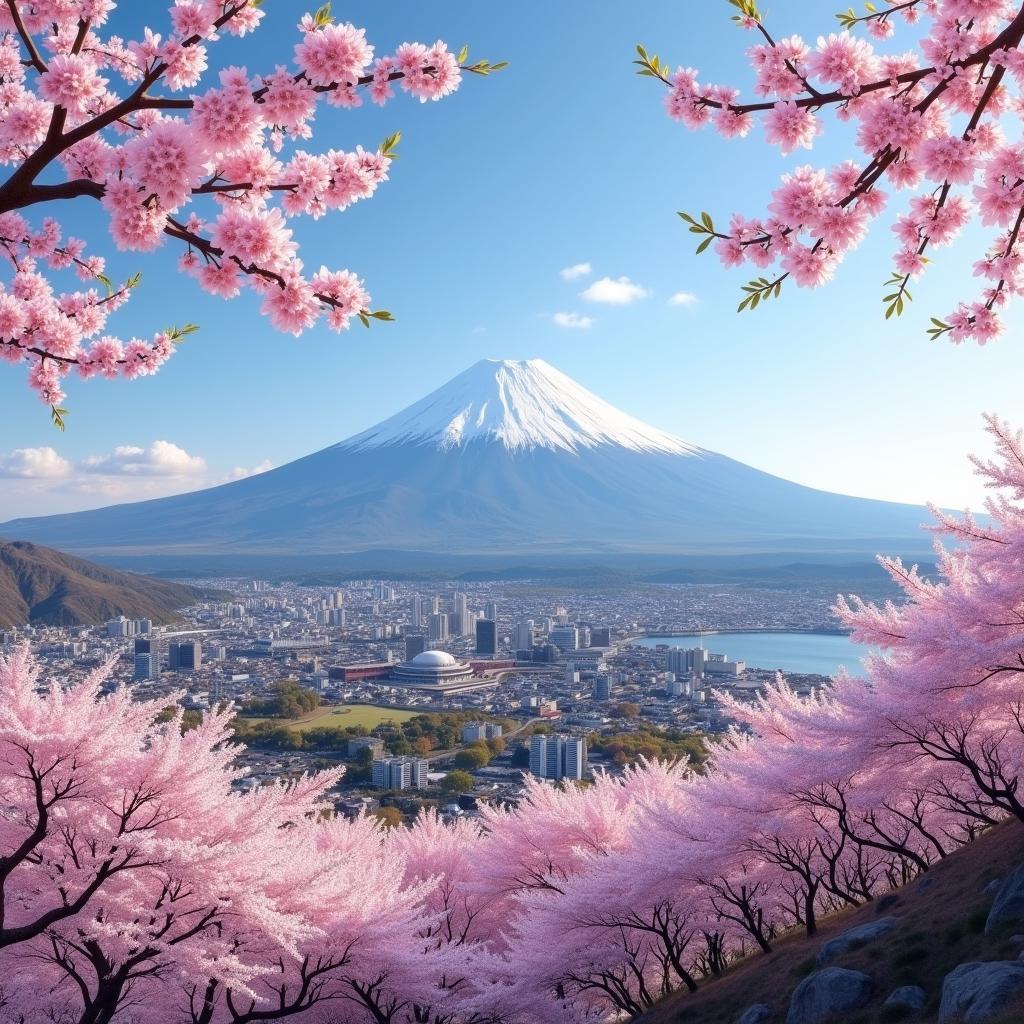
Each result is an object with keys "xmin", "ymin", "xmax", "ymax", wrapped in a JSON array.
[
  {"xmin": 884, "ymin": 985, "xmax": 927, "ymax": 1012},
  {"xmin": 816, "ymin": 917, "xmax": 897, "ymax": 965},
  {"xmin": 736, "ymin": 1005, "xmax": 773, "ymax": 1024},
  {"xmin": 917, "ymin": 876, "xmax": 937, "ymax": 892},
  {"xmin": 785, "ymin": 967, "xmax": 873, "ymax": 1024},
  {"xmin": 938, "ymin": 961, "xmax": 1024, "ymax": 1023},
  {"xmin": 985, "ymin": 864, "xmax": 1024, "ymax": 936}
]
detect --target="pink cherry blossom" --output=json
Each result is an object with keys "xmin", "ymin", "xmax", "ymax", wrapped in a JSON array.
[
  {"xmin": 644, "ymin": 1, "xmax": 1024, "ymax": 342},
  {"xmin": 0, "ymin": 1, "xmax": 498, "ymax": 415}
]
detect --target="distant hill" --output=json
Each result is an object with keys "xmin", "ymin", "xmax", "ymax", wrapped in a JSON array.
[{"xmin": 0, "ymin": 540, "xmax": 208, "ymax": 627}]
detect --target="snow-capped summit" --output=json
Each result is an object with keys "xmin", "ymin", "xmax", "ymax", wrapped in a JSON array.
[{"xmin": 339, "ymin": 358, "xmax": 701, "ymax": 455}]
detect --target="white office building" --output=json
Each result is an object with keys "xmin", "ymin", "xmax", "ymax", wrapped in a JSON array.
[
  {"xmin": 372, "ymin": 757, "xmax": 429, "ymax": 790},
  {"xmin": 529, "ymin": 734, "xmax": 587, "ymax": 781},
  {"xmin": 513, "ymin": 619, "xmax": 535, "ymax": 652}
]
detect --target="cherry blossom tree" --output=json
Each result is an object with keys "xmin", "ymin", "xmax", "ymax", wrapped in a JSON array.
[
  {"xmin": 641, "ymin": 0, "xmax": 1024, "ymax": 344},
  {"xmin": 0, "ymin": 647, "xmax": 439, "ymax": 1024},
  {"xmin": 0, "ymin": 1, "xmax": 503, "ymax": 427}
]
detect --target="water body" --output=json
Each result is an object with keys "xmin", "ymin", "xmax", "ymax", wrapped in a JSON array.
[{"xmin": 633, "ymin": 632, "xmax": 873, "ymax": 677}]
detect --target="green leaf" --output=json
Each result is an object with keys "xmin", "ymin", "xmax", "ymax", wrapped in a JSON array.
[
  {"xmin": 313, "ymin": 2, "xmax": 332, "ymax": 27},
  {"xmin": 358, "ymin": 312, "xmax": 370, "ymax": 328},
  {"xmin": 369, "ymin": 309, "xmax": 394, "ymax": 321},
  {"xmin": 167, "ymin": 322, "xmax": 200, "ymax": 341},
  {"xmin": 636, "ymin": 44, "xmax": 649, "ymax": 60},
  {"xmin": 50, "ymin": 405, "xmax": 68, "ymax": 431},
  {"xmin": 380, "ymin": 131, "xmax": 401, "ymax": 158},
  {"xmin": 695, "ymin": 236, "xmax": 713, "ymax": 254},
  {"xmin": 701, "ymin": 211, "xmax": 713, "ymax": 230},
  {"xmin": 126, "ymin": 271, "xmax": 142, "ymax": 289},
  {"xmin": 457, "ymin": 44, "xmax": 469, "ymax": 64}
]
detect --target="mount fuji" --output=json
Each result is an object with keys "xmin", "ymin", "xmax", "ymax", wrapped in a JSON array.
[{"xmin": 1, "ymin": 359, "xmax": 931, "ymax": 561}]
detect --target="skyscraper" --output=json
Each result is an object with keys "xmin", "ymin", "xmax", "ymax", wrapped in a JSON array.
[
  {"xmin": 485, "ymin": 601, "xmax": 498, "ymax": 621},
  {"xmin": 451, "ymin": 592, "xmax": 469, "ymax": 636},
  {"xmin": 428, "ymin": 613, "xmax": 449, "ymax": 642},
  {"xmin": 549, "ymin": 626, "xmax": 579, "ymax": 652},
  {"xmin": 593, "ymin": 675, "xmax": 612, "ymax": 701},
  {"xmin": 513, "ymin": 619, "xmax": 534, "ymax": 653},
  {"xmin": 590, "ymin": 627, "xmax": 611, "ymax": 647},
  {"xmin": 411, "ymin": 596, "xmax": 424, "ymax": 629},
  {"xmin": 405, "ymin": 634, "xmax": 426, "ymax": 660},
  {"xmin": 475, "ymin": 618, "xmax": 497, "ymax": 656},
  {"xmin": 168, "ymin": 641, "xmax": 201, "ymax": 671}
]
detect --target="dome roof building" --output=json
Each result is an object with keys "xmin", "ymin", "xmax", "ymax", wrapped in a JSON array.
[{"xmin": 391, "ymin": 648, "xmax": 476, "ymax": 693}]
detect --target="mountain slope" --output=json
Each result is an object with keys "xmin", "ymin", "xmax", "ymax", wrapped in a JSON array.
[
  {"xmin": 0, "ymin": 541, "xmax": 206, "ymax": 627},
  {"xmin": 0, "ymin": 359, "xmax": 934, "ymax": 559},
  {"xmin": 639, "ymin": 820, "xmax": 1024, "ymax": 1024}
]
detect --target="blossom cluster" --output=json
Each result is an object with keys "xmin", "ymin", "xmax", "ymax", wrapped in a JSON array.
[
  {"xmin": 0, "ymin": 1, "xmax": 487, "ymax": 419},
  {"xmin": 5, "ymin": 420, "xmax": 1024, "ymax": 1023},
  {"xmin": 647, "ymin": 0, "xmax": 1024, "ymax": 343}
]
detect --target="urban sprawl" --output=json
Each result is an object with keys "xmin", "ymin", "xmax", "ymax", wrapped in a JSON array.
[{"xmin": 2, "ymin": 580, "xmax": 840, "ymax": 826}]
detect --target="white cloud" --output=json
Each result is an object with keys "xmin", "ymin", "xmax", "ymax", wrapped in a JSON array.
[
  {"xmin": 553, "ymin": 311, "xmax": 596, "ymax": 330},
  {"xmin": 226, "ymin": 459, "xmax": 274, "ymax": 482},
  {"xmin": 580, "ymin": 276, "xmax": 651, "ymax": 305},
  {"xmin": 81, "ymin": 440, "xmax": 207, "ymax": 477},
  {"xmin": 560, "ymin": 262, "xmax": 592, "ymax": 281},
  {"xmin": 0, "ymin": 447, "xmax": 72, "ymax": 478},
  {"xmin": 668, "ymin": 291, "xmax": 698, "ymax": 307}
]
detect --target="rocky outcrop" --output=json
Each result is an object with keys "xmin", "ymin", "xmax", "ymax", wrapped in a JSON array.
[
  {"xmin": 985, "ymin": 864, "xmax": 1024, "ymax": 936},
  {"xmin": 938, "ymin": 961, "xmax": 1024, "ymax": 1023},
  {"xmin": 816, "ymin": 917, "xmax": 897, "ymax": 965},
  {"xmin": 884, "ymin": 985, "xmax": 927, "ymax": 1012},
  {"xmin": 785, "ymin": 967, "xmax": 873, "ymax": 1024}
]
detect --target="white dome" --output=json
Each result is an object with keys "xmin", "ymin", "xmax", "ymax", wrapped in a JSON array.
[{"xmin": 410, "ymin": 650, "xmax": 457, "ymax": 668}]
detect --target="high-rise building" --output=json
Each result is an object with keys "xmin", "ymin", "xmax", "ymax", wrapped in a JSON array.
[
  {"xmin": 411, "ymin": 596, "xmax": 424, "ymax": 629},
  {"xmin": 428, "ymin": 613, "xmax": 449, "ymax": 642},
  {"xmin": 106, "ymin": 616, "xmax": 129, "ymax": 637},
  {"xmin": 371, "ymin": 757, "xmax": 429, "ymax": 790},
  {"xmin": 593, "ymin": 675, "xmax": 612, "ymax": 701},
  {"xmin": 475, "ymin": 618, "xmax": 497, "ymax": 656},
  {"xmin": 529, "ymin": 734, "xmax": 587, "ymax": 781},
  {"xmin": 405, "ymin": 634, "xmax": 426, "ymax": 660},
  {"xmin": 133, "ymin": 653, "xmax": 154, "ymax": 681},
  {"xmin": 549, "ymin": 626, "xmax": 579, "ymax": 652},
  {"xmin": 513, "ymin": 619, "xmax": 534, "ymax": 653},
  {"xmin": 168, "ymin": 641, "xmax": 201, "ymax": 671},
  {"xmin": 374, "ymin": 583, "xmax": 395, "ymax": 602},
  {"xmin": 451, "ymin": 592, "xmax": 469, "ymax": 636},
  {"xmin": 590, "ymin": 627, "xmax": 611, "ymax": 647},
  {"xmin": 485, "ymin": 601, "xmax": 498, "ymax": 621},
  {"xmin": 665, "ymin": 647, "xmax": 706, "ymax": 679}
]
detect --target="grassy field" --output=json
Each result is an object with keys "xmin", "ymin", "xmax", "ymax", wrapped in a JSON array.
[{"xmin": 242, "ymin": 704, "xmax": 417, "ymax": 733}]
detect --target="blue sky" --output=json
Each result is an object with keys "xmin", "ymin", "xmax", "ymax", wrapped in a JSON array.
[{"xmin": 2, "ymin": 0, "xmax": 1021, "ymax": 519}]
